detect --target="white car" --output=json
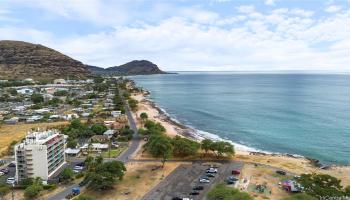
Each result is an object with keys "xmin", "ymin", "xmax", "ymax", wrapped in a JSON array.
[
  {"xmin": 6, "ymin": 177, "xmax": 15, "ymax": 185},
  {"xmin": 74, "ymin": 166, "xmax": 83, "ymax": 170},
  {"xmin": 206, "ymin": 168, "xmax": 218, "ymax": 173},
  {"xmin": 0, "ymin": 172, "xmax": 4, "ymax": 176},
  {"xmin": 199, "ymin": 178, "xmax": 210, "ymax": 183}
]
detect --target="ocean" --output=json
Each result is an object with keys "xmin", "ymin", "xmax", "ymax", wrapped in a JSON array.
[{"xmin": 130, "ymin": 72, "xmax": 350, "ymax": 165}]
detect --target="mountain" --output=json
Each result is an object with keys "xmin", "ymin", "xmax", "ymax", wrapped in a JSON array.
[
  {"xmin": 87, "ymin": 60, "xmax": 168, "ymax": 75},
  {"xmin": 0, "ymin": 40, "xmax": 91, "ymax": 80}
]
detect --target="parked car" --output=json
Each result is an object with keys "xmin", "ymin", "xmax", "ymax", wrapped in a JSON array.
[
  {"xmin": 6, "ymin": 177, "xmax": 16, "ymax": 185},
  {"xmin": 0, "ymin": 168, "xmax": 9, "ymax": 174},
  {"xmin": 0, "ymin": 172, "xmax": 4, "ymax": 176},
  {"xmin": 232, "ymin": 169, "xmax": 240, "ymax": 175},
  {"xmin": 206, "ymin": 168, "xmax": 218, "ymax": 173},
  {"xmin": 172, "ymin": 197, "xmax": 182, "ymax": 200},
  {"xmin": 79, "ymin": 179, "xmax": 89, "ymax": 187},
  {"xmin": 227, "ymin": 176, "xmax": 238, "ymax": 184},
  {"xmin": 74, "ymin": 166, "xmax": 83, "ymax": 170},
  {"xmin": 199, "ymin": 178, "xmax": 210, "ymax": 183},
  {"xmin": 189, "ymin": 191, "xmax": 200, "ymax": 195},
  {"xmin": 206, "ymin": 173, "xmax": 215, "ymax": 177},
  {"xmin": 193, "ymin": 186, "xmax": 204, "ymax": 190},
  {"xmin": 276, "ymin": 170, "xmax": 286, "ymax": 175},
  {"xmin": 76, "ymin": 162, "xmax": 85, "ymax": 167}
]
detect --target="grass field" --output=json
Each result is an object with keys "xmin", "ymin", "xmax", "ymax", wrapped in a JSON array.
[
  {"xmin": 101, "ymin": 147, "xmax": 127, "ymax": 158},
  {"xmin": 0, "ymin": 121, "xmax": 68, "ymax": 157},
  {"xmin": 87, "ymin": 162, "xmax": 182, "ymax": 200}
]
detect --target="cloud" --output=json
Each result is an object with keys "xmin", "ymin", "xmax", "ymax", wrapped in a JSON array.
[
  {"xmin": 265, "ymin": 0, "xmax": 276, "ymax": 6},
  {"xmin": 1, "ymin": 1, "xmax": 350, "ymax": 71},
  {"xmin": 325, "ymin": 5, "xmax": 342, "ymax": 13}
]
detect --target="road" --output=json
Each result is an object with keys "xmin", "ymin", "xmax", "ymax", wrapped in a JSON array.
[{"xmin": 48, "ymin": 88, "xmax": 140, "ymax": 200}]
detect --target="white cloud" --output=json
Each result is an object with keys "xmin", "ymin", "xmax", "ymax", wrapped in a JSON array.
[
  {"xmin": 1, "ymin": 1, "xmax": 350, "ymax": 71},
  {"xmin": 265, "ymin": 0, "xmax": 276, "ymax": 6},
  {"xmin": 325, "ymin": 5, "xmax": 342, "ymax": 13}
]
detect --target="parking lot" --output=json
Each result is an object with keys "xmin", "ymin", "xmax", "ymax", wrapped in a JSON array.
[{"xmin": 142, "ymin": 161, "xmax": 244, "ymax": 200}]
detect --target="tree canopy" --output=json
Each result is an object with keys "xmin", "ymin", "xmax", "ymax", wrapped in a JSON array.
[
  {"xmin": 283, "ymin": 193, "xmax": 317, "ymax": 200},
  {"xmin": 172, "ymin": 136, "xmax": 200, "ymax": 157},
  {"xmin": 299, "ymin": 173, "xmax": 345, "ymax": 197},
  {"xmin": 145, "ymin": 135, "xmax": 173, "ymax": 167},
  {"xmin": 84, "ymin": 156, "xmax": 126, "ymax": 190}
]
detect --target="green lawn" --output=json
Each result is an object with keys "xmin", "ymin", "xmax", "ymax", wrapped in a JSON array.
[{"xmin": 101, "ymin": 147, "xmax": 127, "ymax": 158}]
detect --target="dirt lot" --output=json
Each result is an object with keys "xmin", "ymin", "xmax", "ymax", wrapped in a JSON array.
[
  {"xmin": 0, "ymin": 121, "xmax": 68, "ymax": 156},
  {"xmin": 240, "ymin": 163, "xmax": 293, "ymax": 200},
  {"xmin": 87, "ymin": 161, "xmax": 182, "ymax": 200}
]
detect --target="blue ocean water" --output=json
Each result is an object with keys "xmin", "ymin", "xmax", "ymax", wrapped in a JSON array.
[{"xmin": 131, "ymin": 72, "xmax": 350, "ymax": 165}]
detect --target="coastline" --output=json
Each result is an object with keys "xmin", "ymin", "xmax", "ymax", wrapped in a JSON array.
[{"xmin": 132, "ymin": 91, "xmax": 350, "ymax": 185}]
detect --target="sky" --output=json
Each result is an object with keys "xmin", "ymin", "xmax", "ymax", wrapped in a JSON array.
[{"xmin": 1, "ymin": 0, "xmax": 350, "ymax": 71}]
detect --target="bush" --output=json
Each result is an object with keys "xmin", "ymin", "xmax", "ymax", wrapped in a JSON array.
[
  {"xmin": 207, "ymin": 184, "xmax": 253, "ymax": 200},
  {"xmin": 43, "ymin": 184, "xmax": 57, "ymax": 190},
  {"xmin": 0, "ymin": 184, "xmax": 10, "ymax": 197},
  {"xmin": 60, "ymin": 168, "xmax": 74, "ymax": 183},
  {"xmin": 24, "ymin": 185, "xmax": 43, "ymax": 199},
  {"xmin": 283, "ymin": 193, "xmax": 317, "ymax": 200}
]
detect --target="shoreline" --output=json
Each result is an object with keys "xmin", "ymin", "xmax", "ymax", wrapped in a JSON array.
[
  {"xmin": 134, "ymin": 91, "xmax": 347, "ymax": 167},
  {"xmin": 132, "ymin": 90, "xmax": 350, "ymax": 185}
]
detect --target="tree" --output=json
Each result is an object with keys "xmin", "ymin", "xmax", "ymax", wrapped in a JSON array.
[
  {"xmin": 7, "ymin": 88, "xmax": 17, "ymax": 96},
  {"xmin": 94, "ymin": 76, "xmax": 104, "ymax": 84},
  {"xmin": 172, "ymin": 136, "xmax": 200, "ymax": 157},
  {"xmin": 283, "ymin": 193, "xmax": 317, "ymax": 200},
  {"xmin": 299, "ymin": 173, "xmax": 344, "ymax": 197},
  {"xmin": 345, "ymin": 185, "xmax": 350, "ymax": 196},
  {"xmin": 0, "ymin": 184, "xmax": 10, "ymax": 199},
  {"xmin": 146, "ymin": 135, "xmax": 173, "ymax": 167},
  {"xmin": 30, "ymin": 94, "xmax": 44, "ymax": 104},
  {"xmin": 85, "ymin": 157, "xmax": 126, "ymax": 190},
  {"xmin": 128, "ymin": 99, "xmax": 138, "ymax": 111},
  {"xmin": 24, "ymin": 185, "xmax": 43, "ymax": 199},
  {"xmin": 207, "ymin": 184, "xmax": 253, "ymax": 200},
  {"xmin": 66, "ymin": 138, "xmax": 77, "ymax": 148},
  {"xmin": 76, "ymin": 195, "xmax": 95, "ymax": 200},
  {"xmin": 140, "ymin": 112, "xmax": 148, "ymax": 125},
  {"xmin": 60, "ymin": 168, "xmax": 74, "ymax": 183},
  {"xmin": 53, "ymin": 90, "xmax": 69, "ymax": 96},
  {"xmin": 201, "ymin": 139, "xmax": 213, "ymax": 155},
  {"xmin": 144, "ymin": 120, "xmax": 166, "ymax": 135},
  {"xmin": 211, "ymin": 141, "xmax": 235, "ymax": 158},
  {"xmin": 91, "ymin": 124, "xmax": 107, "ymax": 135}
]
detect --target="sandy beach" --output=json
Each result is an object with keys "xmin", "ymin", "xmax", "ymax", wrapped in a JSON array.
[{"xmin": 132, "ymin": 92, "xmax": 350, "ymax": 186}]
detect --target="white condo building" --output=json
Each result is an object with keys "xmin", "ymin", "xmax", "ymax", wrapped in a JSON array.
[{"xmin": 14, "ymin": 130, "xmax": 66, "ymax": 182}]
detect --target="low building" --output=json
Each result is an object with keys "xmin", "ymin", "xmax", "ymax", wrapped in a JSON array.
[
  {"xmin": 65, "ymin": 148, "xmax": 81, "ymax": 157},
  {"xmin": 103, "ymin": 130, "xmax": 116, "ymax": 138},
  {"xmin": 14, "ymin": 130, "xmax": 66, "ymax": 182},
  {"xmin": 4, "ymin": 117, "xmax": 19, "ymax": 124},
  {"xmin": 111, "ymin": 111, "xmax": 122, "ymax": 118},
  {"xmin": 81, "ymin": 143, "xmax": 108, "ymax": 153}
]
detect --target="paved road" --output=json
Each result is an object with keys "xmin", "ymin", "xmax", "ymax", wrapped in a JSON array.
[
  {"xmin": 142, "ymin": 161, "xmax": 244, "ymax": 200},
  {"xmin": 48, "ymin": 88, "xmax": 140, "ymax": 200}
]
